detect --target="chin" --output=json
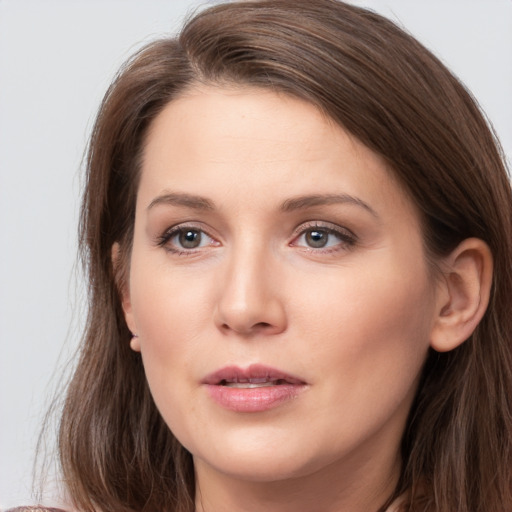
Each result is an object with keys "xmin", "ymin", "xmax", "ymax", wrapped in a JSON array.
[
  {"xmin": 189, "ymin": 430, "xmax": 336, "ymax": 484},
  {"xmin": 200, "ymin": 454, "xmax": 323, "ymax": 483}
]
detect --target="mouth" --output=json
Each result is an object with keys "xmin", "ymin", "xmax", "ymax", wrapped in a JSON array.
[
  {"xmin": 220, "ymin": 378, "xmax": 292, "ymax": 388},
  {"xmin": 202, "ymin": 364, "xmax": 307, "ymax": 412},
  {"xmin": 202, "ymin": 363, "xmax": 306, "ymax": 387}
]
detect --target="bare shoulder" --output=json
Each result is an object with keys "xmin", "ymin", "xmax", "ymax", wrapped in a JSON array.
[{"xmin": 5, "ymin": 507, "xmax": 69, "ymax": 512}]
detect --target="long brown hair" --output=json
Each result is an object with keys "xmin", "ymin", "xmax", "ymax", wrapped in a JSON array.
[{"xmin": 58, "ymin": 1, "xmax": 512, "ymax": 510}]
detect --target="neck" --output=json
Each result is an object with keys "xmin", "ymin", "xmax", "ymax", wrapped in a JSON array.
[{"xmin": 194, "ymin": 443, "xmax": 400, "ymax": 512}]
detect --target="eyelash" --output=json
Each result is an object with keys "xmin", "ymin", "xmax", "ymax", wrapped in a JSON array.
[
  {"xmin": 156, "ymin": 221, "xmax": 357, "ymax": 256},
  {"xmin": 290, "ymin": 221, "xmax": 357, "ymax": 253},
  {"xmin": 156, "ymin": 224, "xmax": 218, "ymax": 256}
]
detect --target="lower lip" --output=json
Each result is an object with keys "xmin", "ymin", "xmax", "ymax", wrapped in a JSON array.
[{"xmin": 204, "ymin": 383, "xmax": 306, "ymax": 412}]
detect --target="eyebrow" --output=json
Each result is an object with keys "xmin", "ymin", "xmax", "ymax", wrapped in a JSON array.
[
  {"xmin": 147, "ymin": 192, "xmax": 215, "ymax": 211},
  {"xmin": 146, "ymin": 191, "xmax": 378, "ymax": 217},
  {"xmin": 280, "ymin": 194, "xmax": 378, "ymax": 217}
]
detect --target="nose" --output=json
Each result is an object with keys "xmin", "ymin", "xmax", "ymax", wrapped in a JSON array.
[{"xmin": 213, "ymin": 244, "xmax": 287, "ymax": 336}]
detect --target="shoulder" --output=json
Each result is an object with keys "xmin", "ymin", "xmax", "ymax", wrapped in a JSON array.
[
  {"xmin": 5, "ymin": 508, "xmax": 69, "ymax": 512},
  {"xmin": 385, "ymin": 493, "xmax": 408, "ymax": 512}
]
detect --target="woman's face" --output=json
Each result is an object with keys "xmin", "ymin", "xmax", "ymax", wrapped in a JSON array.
[{"xmin": 122, "ymin": 86, "xmax": 439, "ymax": 486}]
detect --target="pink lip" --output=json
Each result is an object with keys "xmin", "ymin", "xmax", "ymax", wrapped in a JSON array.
[{"xmin": 202, "ymin": 364, "xmax": 307, "ymax": 412}]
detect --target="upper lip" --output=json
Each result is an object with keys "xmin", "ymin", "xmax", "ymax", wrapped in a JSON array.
[{"xmin": 202, "ymin": 364, "xmax": 306, "ymax": 385}]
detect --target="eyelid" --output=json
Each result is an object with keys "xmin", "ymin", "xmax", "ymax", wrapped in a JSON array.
[
  {"xmin": 156, "ymin": 222, "xmax": 220, "ymax": 254},
  {"xmin": 290, "ymin": 221, "xmax": 357, "ymax": 250},
  {"xmin": 155, "ymin": 220, "xmax": 357, "ymax": 255},
  {"xmin": 292, "ymin": 220, "xmax": 356, "ymax": 239}
]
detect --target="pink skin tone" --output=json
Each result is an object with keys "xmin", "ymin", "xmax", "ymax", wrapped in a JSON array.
[{"xmin": 119, "ymin": 86, "xmax": 489, "ymax": 512}]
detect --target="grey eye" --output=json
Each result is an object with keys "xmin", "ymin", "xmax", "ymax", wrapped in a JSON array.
[
  {"xmin": 305, "ymin": 229, "xmax": 329, "ymax": 248},
  {"xmin": 178, "ymin": 229, "xmax": 202, "ymax": 248},
  {"xmin": 293, "ymin": 224, "xmax": 356, "ymax": 251},
  {"xmin": 159, "ymin": 225, "xmax": 220, "ymax": 254}
]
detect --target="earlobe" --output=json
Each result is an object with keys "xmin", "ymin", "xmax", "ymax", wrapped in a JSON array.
[
  {"xmin": 130, "ymin": 333, "xmax": 141, "ymax": 352},
  {"xmin": 430, "ymin": 238, "xmax": 493, "ymax": 353},
  {"xmin": 112, "ymin": 243, "xmax": 140, "ymax": 352}
]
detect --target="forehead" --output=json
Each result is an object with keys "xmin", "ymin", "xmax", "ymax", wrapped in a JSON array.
[
  {"xmin": 143, "ymin": 85, "xmax": 339, "ymax": 164},
  {"xmin": 138, "ymin": 85, "xmax": 416, "ymax": 222}
]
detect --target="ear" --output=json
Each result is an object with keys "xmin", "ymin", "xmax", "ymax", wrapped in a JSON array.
[
  {"xmin": 430, "ymin": 238, "xmax": 493, "ymax": 352},
  {"xmin": 112, "ymin": 242, "xmax": 141, "ymax": 352}
]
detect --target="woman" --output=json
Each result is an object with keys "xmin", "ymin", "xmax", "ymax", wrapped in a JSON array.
[{"xmin": 14, "ymin": 0, "xmax": 512, "ymax": 511}]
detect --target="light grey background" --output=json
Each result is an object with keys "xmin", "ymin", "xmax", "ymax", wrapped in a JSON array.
[{"xmin": 1, "ymin": 0, "xmax": 511, "ymax": 508}]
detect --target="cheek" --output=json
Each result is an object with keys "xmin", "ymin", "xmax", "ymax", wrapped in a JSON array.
[
  {"xmin": 127, "ymin": 254, "xmax": 210, "ymax": 410},
  {"xmin": 296, "ymin": 254, "xmax": 434, "ymax": 410},
  {"xmin": 127, "ymin": 233, "xmax": 435, "ymax": 461},
  {"xmin": 297, "ymin": 254, "xmax": 432, "ymax": 345},
  {"xmin": 130, "ymin": 251, "xmax": 211, "ymax": 342}
]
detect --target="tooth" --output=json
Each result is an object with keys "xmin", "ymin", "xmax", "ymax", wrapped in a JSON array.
[{"xmin": 224, "ymin": 382, "xmax": 275, "ymax": 388}]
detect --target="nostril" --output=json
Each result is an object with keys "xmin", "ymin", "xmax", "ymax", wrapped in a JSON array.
[
  {"xmin": 221, "ymin": 321, "xmax": 272, "ymax": 333},
  {"xmin": 254, "ymin": 322, "xmax": 272, "ymax": 329},
  {"xmin": 215, "ymin": 297, "xmax": 287, "ymax": 336}
]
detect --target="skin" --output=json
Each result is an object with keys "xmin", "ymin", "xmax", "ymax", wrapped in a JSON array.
[{"xmin": 120, "ymin": 86, "xmax": 484, "ymax": 512}]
